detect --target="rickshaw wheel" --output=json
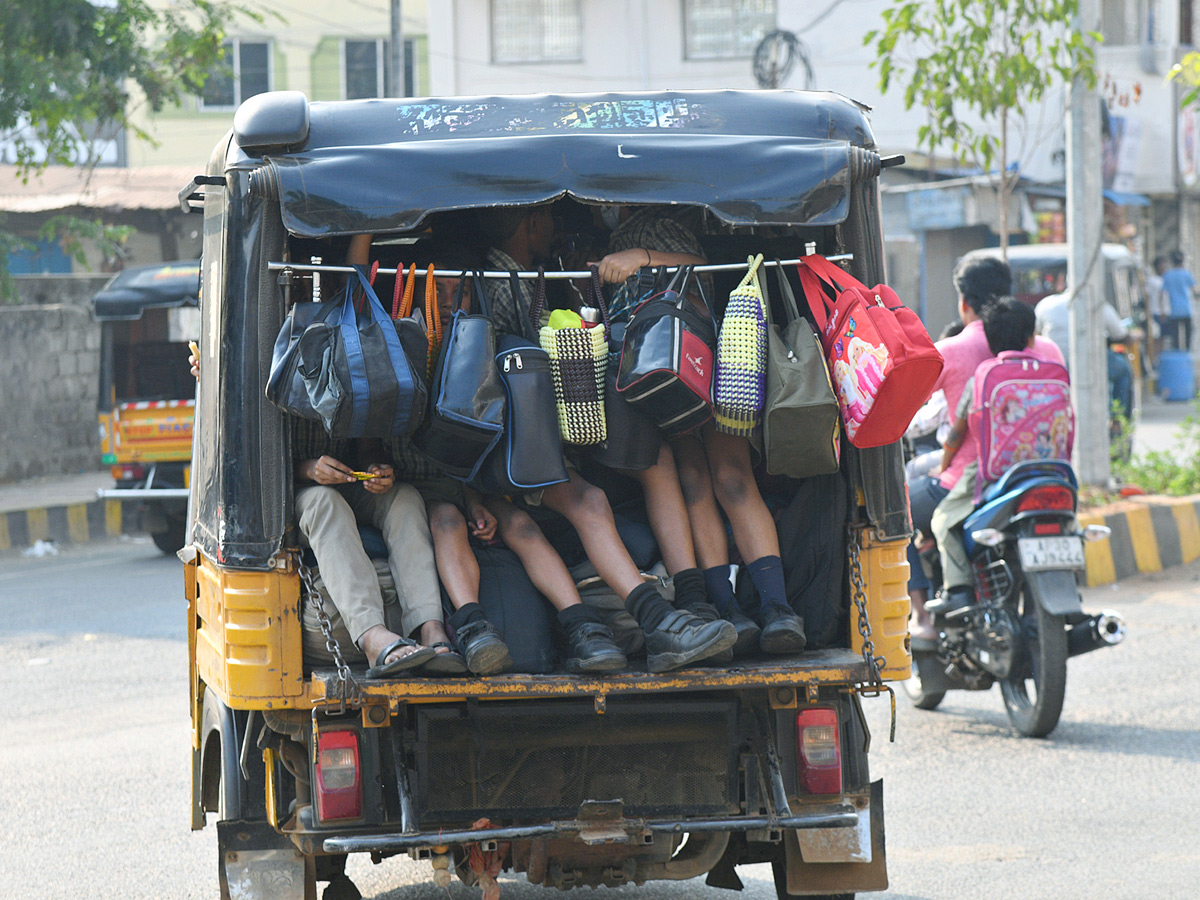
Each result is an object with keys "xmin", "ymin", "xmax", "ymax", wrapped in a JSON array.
[{"xmin": 152, "ymin": 515, "xmax": 187, "ymax": 554}]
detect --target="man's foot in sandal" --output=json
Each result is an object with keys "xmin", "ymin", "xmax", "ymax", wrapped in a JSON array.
[
  {"xmin": 360, "ymin": 625, "xmax": 436, "ymax": 678},
  {"xmin": 423, "ymin": 641, "xmax": 469, "ymax": 675}
]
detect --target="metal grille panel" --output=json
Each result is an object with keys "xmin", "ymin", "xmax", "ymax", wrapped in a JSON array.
[{"xmin": 413, "ymin": 699, "xmax": 739, "ymax": 822}]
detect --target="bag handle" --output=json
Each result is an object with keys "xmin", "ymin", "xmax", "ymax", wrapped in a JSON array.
[
  {"xmin": 424, "ymin": 264, "xmax": 442, "ymax": 374},
  {"xmin": 586, "ymin": 264, "xmax": 613, "ymax": 331},
  {"xmin": 450, "ymin": 270, "xmax": 493, "ymax": 319},
  {"xmin": 796, "ymin": 260, "xmax": 837, "ymax": 335},
  {"xmin": 525, "ymin": 267, "xmax": 548, "ymax": 329},
  {"xmin": 674, "ymin": 264, "xmax": 719, "ymax": 334},
  {"xmin": 393, "ymin": 262, "xmax": 416, "ymax": 319},
  {"xmin": 771, "ymin": 258, "xmax": 803, "ymax": 326},
  {"xmin": 736, "ymin": 253, "xmax": 766, "ymax": 319}
]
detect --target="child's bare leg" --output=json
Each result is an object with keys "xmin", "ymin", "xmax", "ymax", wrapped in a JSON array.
[
  {"xmin": 427, "ymin": 499, "xmax": 510, "ymax": 674},
  {"xmin": 671, "ymin": 435, "xmax": 729, "ymax": 569},
  {"xmin": 427, "ymin": 500, "xmax": 480, "ymax": 610},
  {"xmin": 540, "ymin": 471, "xmax": 735, "ymax": 671},
  {"xmin": 487, "ymin": 498, "xmax": 582, "ymax": 611},
  {"xmin": 632, "ymin": 444, "xmax": 697, "ymax": 574},
  {"xmin": 487, "ymin": 497, "xmax": 627, "ymax": 672},
  {"xmin": 541, "ymin": 471, "xmax": 644, "ymax": 599},
  {"xmin": 702, "ymin": 427, "xmax": 804, "ymax": 654}
]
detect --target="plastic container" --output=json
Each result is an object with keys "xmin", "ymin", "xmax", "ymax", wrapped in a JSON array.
[{"xmin": 1158, "ymin": 350, "xmax": 1196, "ymax": 401}]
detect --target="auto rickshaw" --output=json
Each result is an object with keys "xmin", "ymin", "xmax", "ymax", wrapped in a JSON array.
[
  {"xmin": 92, "ymin": 260, "xmax": 199, "ymax": 552},
  {"xmin": 182, "ymin": 89, "xmax": 913, "ymax": 900}
]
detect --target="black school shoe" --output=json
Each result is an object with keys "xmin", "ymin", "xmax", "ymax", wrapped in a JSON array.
[
  {"xmin": 676, "ymin": 599, "xmax": 735, "ymax": 664},
  {"xmin": 758, "ymin": 604, "xmax": 807, "ymax": 655},
  {"xmin": 644, "ymin": 609, "xmax": 737, "ymax": 674},
  {"xmin": 564, "ymin": 620, "xmax": 628, "ymax": 674},
  {"xmin": 454, "ymin": 617, "xmax": 512, "ymax": 675}
]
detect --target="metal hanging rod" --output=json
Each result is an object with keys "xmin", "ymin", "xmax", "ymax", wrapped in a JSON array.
[{"xmin": 268, "ymin": 253, "xmax": 852, "ymax": 281}]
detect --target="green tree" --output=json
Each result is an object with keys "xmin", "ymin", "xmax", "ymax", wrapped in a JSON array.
[
  {"xmin": 865, "ymin": 0, "xmax": 1098, "ymax": 254},
  {"xmin": 1168, "ymin": 52, "xmax": 1200, "ymax": 107},
  {"xmin": 0, "ymin": 0, "xmax": 254, "ymax": 298}
]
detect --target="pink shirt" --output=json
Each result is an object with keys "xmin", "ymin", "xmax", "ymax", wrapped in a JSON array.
[{"xmin": 930, "ymin": 319, "xmax": 1064, "ymax": 489}]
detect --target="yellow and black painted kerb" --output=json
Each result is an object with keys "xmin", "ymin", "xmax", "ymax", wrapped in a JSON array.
[
  {"xmin": 0, "ymin": 499, "xmax": 137, "ymax": 552},
  {"xmin": 1078, "ymin": 496, "xmax": 1200, "ymax": 587}
]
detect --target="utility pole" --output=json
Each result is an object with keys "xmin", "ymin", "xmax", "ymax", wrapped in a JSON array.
[
  {"xmin": 390, "ymin": 0, "xmax": 405, "ymax": 97},
  {"xmin": 1067, "ymin": 0, "xmax": 1109, "ymax": 486}
]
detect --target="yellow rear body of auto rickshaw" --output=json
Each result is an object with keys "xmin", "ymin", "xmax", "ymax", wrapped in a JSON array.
[{"xmin": 184, "ymin": 89, "xmax": 915, "ymax": 900}]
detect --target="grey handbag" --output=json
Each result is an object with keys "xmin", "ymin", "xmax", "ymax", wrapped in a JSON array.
[{"xmin": 763, "ymin": 261, "xmax": 841, "ymax": 478}]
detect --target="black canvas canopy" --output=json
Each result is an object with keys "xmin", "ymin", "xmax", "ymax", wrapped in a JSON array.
[
  {"xmin": 92, "ymin": 260, "xmax": 200, "ymax": 320},
  {"xmin": 242, "ymin": 90, "xmax": 881, "ymax": 237}
]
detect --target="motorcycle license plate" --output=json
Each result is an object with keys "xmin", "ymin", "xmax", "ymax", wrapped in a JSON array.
[{"xmin": 1017, "ymin": 536, "xmax": 1085, "ymax": 571}]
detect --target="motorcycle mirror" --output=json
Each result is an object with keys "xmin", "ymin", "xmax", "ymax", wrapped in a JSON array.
[
  {"xmin": 1082, "ymin": 524, "xmax": 1113, "ymax": 542},
  {"xmin": 970, "ymin": 528, "xmax": 1006, "ymax": 547}
]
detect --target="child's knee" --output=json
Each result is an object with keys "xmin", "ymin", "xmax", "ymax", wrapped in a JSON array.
[
  {"xmin": 428, "ymin": 503, "xmax": 465, "ymax": 536},
  {"xmin": 711, "ymin": 459, "xmax": 751, "ymax": 506},
  {"xmin": 502, "ymin": 509, "xmax": 545, "ymax": 546}
]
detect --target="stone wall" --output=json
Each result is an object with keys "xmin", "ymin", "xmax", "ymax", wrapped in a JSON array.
[{"xmin": 0, "ymin": 275, "xmax": 110, "ymax": 482}]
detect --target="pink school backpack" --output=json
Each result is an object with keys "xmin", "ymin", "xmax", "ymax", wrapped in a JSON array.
[{"xmin": 970, "ymin": 351, "xmax": 1075, "ymax": 502}]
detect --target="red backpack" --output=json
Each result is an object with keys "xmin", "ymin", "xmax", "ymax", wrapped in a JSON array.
[{"xmin": 969, "ymin": 351, "xmax": 1075, "ymax": 501}]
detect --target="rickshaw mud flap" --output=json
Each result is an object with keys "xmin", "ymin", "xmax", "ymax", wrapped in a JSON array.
[
  {"xmin": 784, "ymin": 781, "xmax": 887, "ymax": 893},
  {"xmin": 1025, "ymin": 568, "xmax": 1084, "ymax": 617},
  {"xmin": 217, "ymin": 819, "xmax": 307, "ymax": 900},
  {"xmin": 321, "ymin": 809, "xmax": 860, "ymax": 854}
]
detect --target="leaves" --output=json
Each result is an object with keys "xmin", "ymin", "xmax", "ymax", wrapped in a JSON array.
[
  {"xmin": 867, "ymin": 0, "xmax": 1098, "ymax": 170},
  {"xmin": 0, "ymin": 0, "xmax": 256, "ymax": 173}
]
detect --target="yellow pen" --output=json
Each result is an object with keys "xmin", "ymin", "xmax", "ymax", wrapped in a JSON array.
[
  {"xmin": 349, "ymin": 471, "xmax": 378, "ymax": 480},
  {"xmin": 188, "ymin": 340, "xmax": 200, "ymax": 357}
]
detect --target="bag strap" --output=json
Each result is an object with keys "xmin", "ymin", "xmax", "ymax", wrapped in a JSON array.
[
  {"xmin": 424, "ymin": 264, "xmax": 442, "ymax": 374},
  {"xmin": 525, "ymin": 268, "xmax": 547, "ymax": 329},
  {"xmin": 738, "ymin": 253, "xmax": 766, "ymax": 318},
  {"xmin": 801, "ymin": 254, "xmax": 869, "ymax": 294},
  {"xmin": 773, "ymin": 258, "xmax": 803, "ymax": 325},
  {"xmin": 796, "ymin": 260, "xmax": 834, "ymax": 334},
  {"xmin": 392, "ymin": 262, "xmax": 414, "ymax": 319},
  {"xmin": 586, "ymin": 264, "xmax": 612, "ymax": 331}
]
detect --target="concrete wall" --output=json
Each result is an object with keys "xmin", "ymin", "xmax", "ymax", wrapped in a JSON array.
[{"xmin": 0, "ymin": 275, "xmax": 109, "ymax": 483}]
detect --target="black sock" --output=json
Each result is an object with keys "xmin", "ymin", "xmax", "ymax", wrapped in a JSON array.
[
  {"xmin": 448, "ymin": 602, "xmax": 487, "ymax": 631},
  {"xmin": 703, "ymin": 565, "xmax": 739, "ymax": 618},
  {"xmin": 746, "ymin": 556, "xmax": 791, "ymax": 616},
  {"xmin": 625, "ymin": 582, "xmax": 671, "ymax": 633},
  {"xmin": 557, "ymin": 603, "xmax": 605, "ymax": 629},
  {"xmin": 671, "ymin": 567, "xmax": 709, "ymax": 611}
]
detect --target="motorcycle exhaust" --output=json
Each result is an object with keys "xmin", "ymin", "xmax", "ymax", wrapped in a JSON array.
[{"xmin": 1067, "ymin": 611, "xmax": 1126, "ymax": 658}]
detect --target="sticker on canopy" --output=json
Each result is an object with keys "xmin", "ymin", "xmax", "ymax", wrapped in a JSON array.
[{"xmin": 396, "ymin": 98, "xmax": 704, "ymax": 136}]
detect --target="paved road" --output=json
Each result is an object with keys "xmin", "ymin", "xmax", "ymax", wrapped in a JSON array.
[{"xmin": 1, "ymin": 538, "xmax": 1197, "ymax": 900}]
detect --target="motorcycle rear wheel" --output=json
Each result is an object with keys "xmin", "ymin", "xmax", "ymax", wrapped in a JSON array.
[
  {"xmin": 1000, "ymin": 585, "xmax": 1068, "ymax": 737},
  {"xmin": 902, "ymin": 654, "xmax": 945, "ymax": 710}
]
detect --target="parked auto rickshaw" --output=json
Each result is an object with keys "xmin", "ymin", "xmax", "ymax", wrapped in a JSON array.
[
  {"xmin": 92, "ymin": 260, "xmax": 199, "ymax": 553},
  {"xmin": 182, "ymin": 89, "xmax": 913, "ymax": 900}
]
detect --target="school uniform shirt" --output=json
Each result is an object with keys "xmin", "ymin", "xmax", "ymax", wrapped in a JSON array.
[
  {"xmin": 484, "ymin": 246, "xmax": 539, "ymax": 342},
  {"xmin": 929, "ymin": 320, "xmax": 1064, "ymax": 491}
]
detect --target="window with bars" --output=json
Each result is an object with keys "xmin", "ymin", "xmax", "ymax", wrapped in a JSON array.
[
  {"xmin": 344, "ymin": 39, "xmax": 417, "ymax": 99},
  {"xmin": 683, "ymin": 0, "xmax": 776, "ymax": 60},
  {"xmin": 491, "ymin": 0, "xmax": 582, "ymax": 63},
  {"xmin": 200, "ymin": 40, "xmax": 270, "ymax": 109}
]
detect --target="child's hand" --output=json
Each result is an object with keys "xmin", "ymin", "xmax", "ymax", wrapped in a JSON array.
[
  {"xmin": 362, "ymin": 463, "xmax": 394, "ymax": 494},
  {"xmin": 467, "ymin": 501, "xmax": 497, "ymax": 542}
]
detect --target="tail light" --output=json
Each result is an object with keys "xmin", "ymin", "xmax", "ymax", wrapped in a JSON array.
[
  {"xmin": 1015, "ymin": 485, "xmax": 1075, "ymax": 514},
  {"xmin": 113, "ymin": 464, "xmax": 145, "ymax": 481},
  {"xmin": 315, "ymin": 729, "xmax": 361, "ymax": 821},
  {"xmin": 796, "ymin": 708, "xmax": 842, "ymax": 794}
]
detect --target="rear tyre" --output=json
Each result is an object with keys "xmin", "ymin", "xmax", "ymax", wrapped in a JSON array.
[
  {"xmin": 901, "ymin": 658, "xmax": 945, "ymax": 711},
  {"xmin": 1000, "ymin": 586, "xmax": 1068, "ymax": 737},
  {"xmin": 152, "ymin": 515, "xmax": 187, "ymax": 554}
]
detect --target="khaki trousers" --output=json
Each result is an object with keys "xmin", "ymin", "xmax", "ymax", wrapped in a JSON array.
[
  {"xmin": 930, "ymin": 461, "xmax": 978, "ymax": 592},
  {"xmin": 295, "ymin": 481, "xmax": 442, "ymax": 657}
]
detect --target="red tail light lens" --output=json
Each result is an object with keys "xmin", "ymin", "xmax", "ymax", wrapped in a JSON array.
[
  {"xmin": 1016, "ymin": 485, "xmax": 1075, "ymax": 514},
  {"xmin": 316, "ymin": 729, "xmax": 361, "ymax": 821},
  {"xmin": 114, "ymin": 464, "xmax": 145, "ymax": 481},
  {"xmin": 796, "ymin": 708, "xmax": 842, "ymax": 794}
]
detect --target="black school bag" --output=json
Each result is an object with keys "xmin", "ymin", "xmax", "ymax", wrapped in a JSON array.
[
  {"xmin": 741, "ymin": 471, "xmax": 850, "ymax": 650},
  {"xmin": 413, "ymin": 272, "xmax": 506, "ymax": 481}
]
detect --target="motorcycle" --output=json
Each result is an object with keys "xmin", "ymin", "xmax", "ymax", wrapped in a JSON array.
[{"xmin": 904, "ymin": 460, "xmax": 1126, "ymax": 737}]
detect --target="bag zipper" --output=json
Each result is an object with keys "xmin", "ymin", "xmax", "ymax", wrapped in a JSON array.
[{"xmin": 503, "ymin": 352, "xmax": 524, "ymax": 372}]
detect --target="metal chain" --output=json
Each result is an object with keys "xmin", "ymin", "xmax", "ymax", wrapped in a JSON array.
[
  {"xmin": 847, "ymin": 529, "xmax": 885, "ymax": 688},
  {"xmin": 298, "ymin": 559, "xmax": 359, "ymax": 711}
]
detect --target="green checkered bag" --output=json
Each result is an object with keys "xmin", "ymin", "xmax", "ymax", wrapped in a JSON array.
[
  {"xmin": 714, "ymin": 254, "xmax": 768, "ymax": 437},
  {"xmin": 530, "ymin": 266, "xmax": 610, "ymax": 445}
]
